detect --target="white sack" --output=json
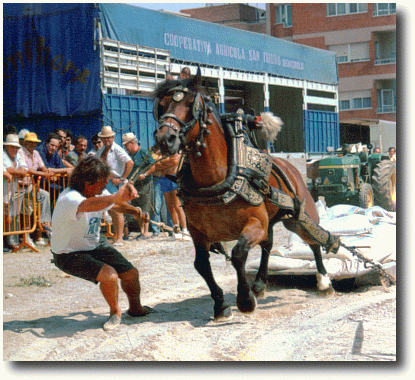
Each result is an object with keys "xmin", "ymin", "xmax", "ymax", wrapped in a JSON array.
[
  {"xmin": 247, "ymin": 256, "xmax": 311, "ymax": 271},
  {"xmin": 319, "ymin": 214, "xmax": 373, "ymax": 235}
]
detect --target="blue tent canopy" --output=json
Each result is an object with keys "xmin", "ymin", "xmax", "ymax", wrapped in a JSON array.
[{"xmin": 99, "ymin": 3, "xmax": 338, "ymax": 85}]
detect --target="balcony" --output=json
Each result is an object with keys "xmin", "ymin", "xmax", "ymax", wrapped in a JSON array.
[
  {"xmin": 377, "ymin": 105, "xmax": 396, "ymax": 114},
  {"xmin": 375, "ymin": 57, "xmax": 396, "ymax": 65}
]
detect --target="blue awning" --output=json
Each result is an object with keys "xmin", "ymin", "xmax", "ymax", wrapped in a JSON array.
[{"xmin": 99, "ymin": 3, "xmax": 338, "ymax": 85}]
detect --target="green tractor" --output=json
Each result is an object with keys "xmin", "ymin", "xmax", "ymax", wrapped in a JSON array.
[{"xmin": 308, "ymin": 144, "xmax": 396, "ymax": 211}]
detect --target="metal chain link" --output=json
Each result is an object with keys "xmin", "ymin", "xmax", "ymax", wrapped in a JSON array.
[{"xmin": 339, "ymin": 241, "xmax": 396, "ymax": 286}]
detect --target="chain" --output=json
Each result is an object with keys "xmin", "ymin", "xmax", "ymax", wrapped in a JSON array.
[{"xmin": 339, "ymin": 241, "xmax": 396, "ymax": 286}]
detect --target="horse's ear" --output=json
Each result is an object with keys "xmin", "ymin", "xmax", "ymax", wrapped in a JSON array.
[{"xmin": 194, "ymin": 67, "xmax": 202, "ymax": 89}]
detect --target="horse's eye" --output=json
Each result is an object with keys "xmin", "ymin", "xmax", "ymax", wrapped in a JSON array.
[{"xmin": 173, "ymin": 92, "xmax": 184, "ymax": 102}]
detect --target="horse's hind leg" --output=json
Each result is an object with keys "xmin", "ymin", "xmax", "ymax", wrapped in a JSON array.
[
  {"xmin": 309, "ymin": 244, "xmax": 335, "ymax": 296},
  {"xmin": 194, "ymin": 242, "xmax": 232, "ymax": 321},
  {"xmin": 252, "ymin": 225, "xmax": 273, "ymax": 298},
  {"xmin": 283, "ymin": 219, "xmax": 335, "ymax": 296}
]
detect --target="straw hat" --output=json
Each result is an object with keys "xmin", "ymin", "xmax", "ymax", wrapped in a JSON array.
[
  {"xmin": 122, "ymin": 132, "xmax": 137, "ymax": 145},
  {"xmin": 98, "ymin": 125, "xmax": 116, "ymax": 138},
  {"xmin": 24, "ymin": 132, "xmax": 41, "ymax": 143},
  {"xmin": 4, "ymin": 134, "xmax": 21, "ymax": 148}
]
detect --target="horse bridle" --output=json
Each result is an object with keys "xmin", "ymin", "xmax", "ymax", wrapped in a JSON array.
[{"xmin": 154, "ymin": 85, "xmax": 213, "ymax": 156}]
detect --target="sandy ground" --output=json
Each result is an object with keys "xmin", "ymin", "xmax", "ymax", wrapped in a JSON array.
[{"xmin": 3, "ymin": 224, "xmax": 396, "ymax": 364}]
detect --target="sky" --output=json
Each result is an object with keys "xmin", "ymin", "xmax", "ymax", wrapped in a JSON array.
[{"xmin": 128, "ymin": 2, "xmax": 266, "ymax": 13}]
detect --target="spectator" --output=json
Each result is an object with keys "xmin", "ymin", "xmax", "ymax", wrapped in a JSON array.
[
  {"xmin": 4, "ymin": 124, "xmax": 18, "ymax": 136},
  {"xmin": 3, "ymin": 134, "xmax": 31, "ymax": 249},
  {"xmin": 19, "ymin": 132, "xmax": 54, "ymax": 245},
  {"xmin": 95, "ymin": 126, "xmax": 134, "ymax": 246},
  {"xmin": 54, "ymin": 128, "xmax": 73, "ymax": 168},
  {"xmin": 36, "ymin": 133, "xmax": 73, "ymax": 176},
  {"xmin": 149, "ymin": 147, "xmax": 175, "ymax": 240},
  {"xmin": 388, "ymin": 147, "xmax": 396, "ymax": 162},
  {"xmin": 51, "ymin": 156, "xmax": 152, "ymax": 331},
  {"xmin": 180, "ymin": 66, "xmax": 191, "ymax": 80},
  {"xmin": 18, "ymin": 129, "xmax": 30, "ymax": 146},
  {"xmin": 373, "ymin": 147, "xmax": 381, "ymax": 153},
  {"xmin": 139, "ymin": 152, "xmax": 190, "ymax": 241},
  {"xmin": 65, "ymin": 135, "xmax": 88, "ymax": 166},
  {"xmin": 88, "ymin": 134, "xmax": 103, "ymax": 156},
  {"xmin": 122, "ymin": 132, "xmax": 155, "ymax": 240},
  {"xmin": 64, "ymin": 129, "xmax": 75, "ymax": 152}
]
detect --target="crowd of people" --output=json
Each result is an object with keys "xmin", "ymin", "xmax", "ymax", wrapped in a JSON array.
[{"xmin": 3, "ymin": 122, "xmax": 190, "ymax": 252}]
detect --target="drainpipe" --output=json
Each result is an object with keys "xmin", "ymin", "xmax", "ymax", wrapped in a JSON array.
[{"xmin": 218, "ymin": 67, "xmax": 225, "ymax": 113}]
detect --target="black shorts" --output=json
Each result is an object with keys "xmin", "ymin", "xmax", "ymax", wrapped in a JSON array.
[{"xmin": 52, "ymin": 238, "xmax": 134, "ymax": 284}]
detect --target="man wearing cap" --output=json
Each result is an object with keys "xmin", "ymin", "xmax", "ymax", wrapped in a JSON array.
[
  {"xmin": 3, "ymin": 134, "xmax": 29, "ymax": 249},
  {"xmin": 95, "ymin": 126, "xmax": 134, "ymax": 246},
  {"xmin": 122, "ymin": 132, "xmax": 155, "ymax": 239},
  {"xmin": 19, "ymin": 132, "xmax": 54, "ymax": 244}
]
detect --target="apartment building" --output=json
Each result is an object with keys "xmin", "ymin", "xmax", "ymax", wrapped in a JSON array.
[
  {"xmin": 269, "ymin": 3, "xmax": 396, "ymax": 148},
  {"xmin": 183, "ymin": 3, "xmax": 396, "ymax": 149}
]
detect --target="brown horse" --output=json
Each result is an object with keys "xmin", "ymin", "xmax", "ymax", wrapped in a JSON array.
[{"xmin": 153, "ymin": 69, "xmax": 336, "ymax": 321}]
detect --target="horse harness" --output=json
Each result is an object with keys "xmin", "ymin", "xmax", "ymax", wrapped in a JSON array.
[{"xmin": 155, "ymin": 86, "xmax": 340, "ymax": 254}]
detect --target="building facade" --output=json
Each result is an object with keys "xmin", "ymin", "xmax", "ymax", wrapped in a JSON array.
[
  {"xmin": 268, "ymin": 3, "xmax": 396, "ymax": 149},
  {"xmin": 183, "ymin": 3, "xmax": 396, "ymax": 150}
]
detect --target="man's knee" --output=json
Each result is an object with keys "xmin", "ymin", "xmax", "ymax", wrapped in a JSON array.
[
  {"xmin": 97, "ymin": 264, "xmax": 119, "ymax": 284},
  {"xmin": 119, "ymin": 267, "xmax": 138, "ymax": 282}
]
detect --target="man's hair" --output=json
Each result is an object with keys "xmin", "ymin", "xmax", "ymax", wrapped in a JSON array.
[
  {"xmin": 181, "ymin": 67, "xmax": 190, "ymax": 76},
  {"xmin": 91, "ymin": 133, "xmax": 101, "ymax": 143},
  {"xmin": 388, "ymin": 147, "xmax": 395, "ymax": 152},
  {"xmin": 65, "ymin": 129, "xmax": 73, "ymax": 140},
  {"xmin": 75, "ymin": 135, "xmax": 87, "ymax": 144},
  {"xmin": 69, "ymin": 156, "xmax": 110, "ymax": 192},
  {"xmin": 46, "ymin": 132, "xmax": 61, "ymax": 144}
]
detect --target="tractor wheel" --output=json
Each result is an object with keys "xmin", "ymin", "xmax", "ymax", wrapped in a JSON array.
[
  {"xmin": 359, "ymin": 183, "xmax": 374, "ymax": 209},
  {"xmin": 372, "ymin": 160, "xmax": 396, "ymax": 211}
]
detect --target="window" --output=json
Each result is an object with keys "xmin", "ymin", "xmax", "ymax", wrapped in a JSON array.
[
  {"xmin": 377, "ymin": 89, "xmax": 396, "ymax": 113},
  {"xmin": 329, "ymin": 42, "xmax": 370, "ymax": 63},
  {"xmin": 373, "ymin": 3, "xmax": 396, "ymax": 16},
  {"xmin": 275, "ymin": 4, "xmax": 292, "ymax": 27},
  {"xmin": 340, "ymin": 100, "xmax": 350, "ymax": 110},
  {"xmin": 327, "ymin": 3, "xmax": 368, "ymax": 16},
  {"xmin": 352, "ymin": 97, "xmax": 371, "ymax": 109}
]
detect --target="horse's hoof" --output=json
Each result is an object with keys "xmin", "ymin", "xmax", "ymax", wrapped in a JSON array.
[
  {"xmin": 213, "ymin": 306, "xmax": 233, "ymax": 322},
  {"xmin": 236, "ymin": 292, "xmax": 257, "ymax": 314},
  {"xmin": 252, "ymin": 281, "xmax": 266, "ymax": 299},
  {"xmin": 316, "ymin": 273, "xmax": 335, "ymax": 297},
  {"xmin": 318, "ymin": 286, "xmax": 336, "ymax": 297}
]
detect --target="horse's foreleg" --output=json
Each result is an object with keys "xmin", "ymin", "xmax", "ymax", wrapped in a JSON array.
[
  {"xmin": 232, "ymin": 218, "xmax": 266, "ymax": 313},
  {"xmin": 194, "ymin": 243, "xmax": 232, "ymax": 321},
  {"xmin": 252, "ymin": 225, "xmax": 273, "ymax": 298}
]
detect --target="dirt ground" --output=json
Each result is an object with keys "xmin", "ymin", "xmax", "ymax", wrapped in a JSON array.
[{"xmin": 3, "ymin": 223, "xmax": 396, "ymax": 362}]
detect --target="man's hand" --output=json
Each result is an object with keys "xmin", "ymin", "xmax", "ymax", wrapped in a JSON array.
[{"xmin": 114, "ymin": 181, "xmax": 138, "ymax": 204}]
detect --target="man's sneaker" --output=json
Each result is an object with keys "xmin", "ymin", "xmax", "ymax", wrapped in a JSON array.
[
  {"xmin": 103, "ymin": 314, "xmax": 121, "ymax": 331},
  {"xmin": 167, "ymin": 233, "xmax": 176, "ymax": 241}
]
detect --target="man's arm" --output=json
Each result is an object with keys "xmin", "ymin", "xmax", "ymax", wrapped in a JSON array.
[{"xmin": 77, "ymin": 181, "xmax": 138, "ymax": 213}]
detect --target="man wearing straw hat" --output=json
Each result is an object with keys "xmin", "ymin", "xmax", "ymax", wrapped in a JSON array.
[
  {"xmin": 95, "ymin": 126, "xmax": 134, "ymax": 246},
  {"xmin": 19, "ymin": 132, "xmax": 54, "ymax": 245},
  {"xmin": 3, "ymin": 134, "xmax": 29, "ymax": 249}
]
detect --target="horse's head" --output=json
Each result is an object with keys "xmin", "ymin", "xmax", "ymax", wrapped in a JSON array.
[{"xmin": 153, "ymin": 68, "xmax": 211, "ymax": 156}]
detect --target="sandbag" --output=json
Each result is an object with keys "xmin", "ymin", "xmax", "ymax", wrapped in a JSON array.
[
  {"xmin": 248, "ymin": 256, "xmax": 311, "ymax": 271},
  {"xmin": 319, "ymin": 214, "xmax": 373, "ymax": 235},
  {"xmin": 365, "ymin": 206, "xmax": 396, "ymax": 225},
  {"xmin": 274, "ymin": 242, "xmax": 354, "ymax": 261},
  {"xmin": 321, "ymin": 204, "xmax": 365, "ymax": 220}
]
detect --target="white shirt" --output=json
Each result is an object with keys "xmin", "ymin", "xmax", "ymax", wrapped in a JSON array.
[
  {"xmin": 95, "ymin": 142, "xmax": 131, "ymax": 179},
  {"xmin": 51, "ymin": 188, "xmax": 113, "ymax": 254},
  {"xmin": 3, "ymin": 150, "xmax": 28, "ymax": 203}
]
